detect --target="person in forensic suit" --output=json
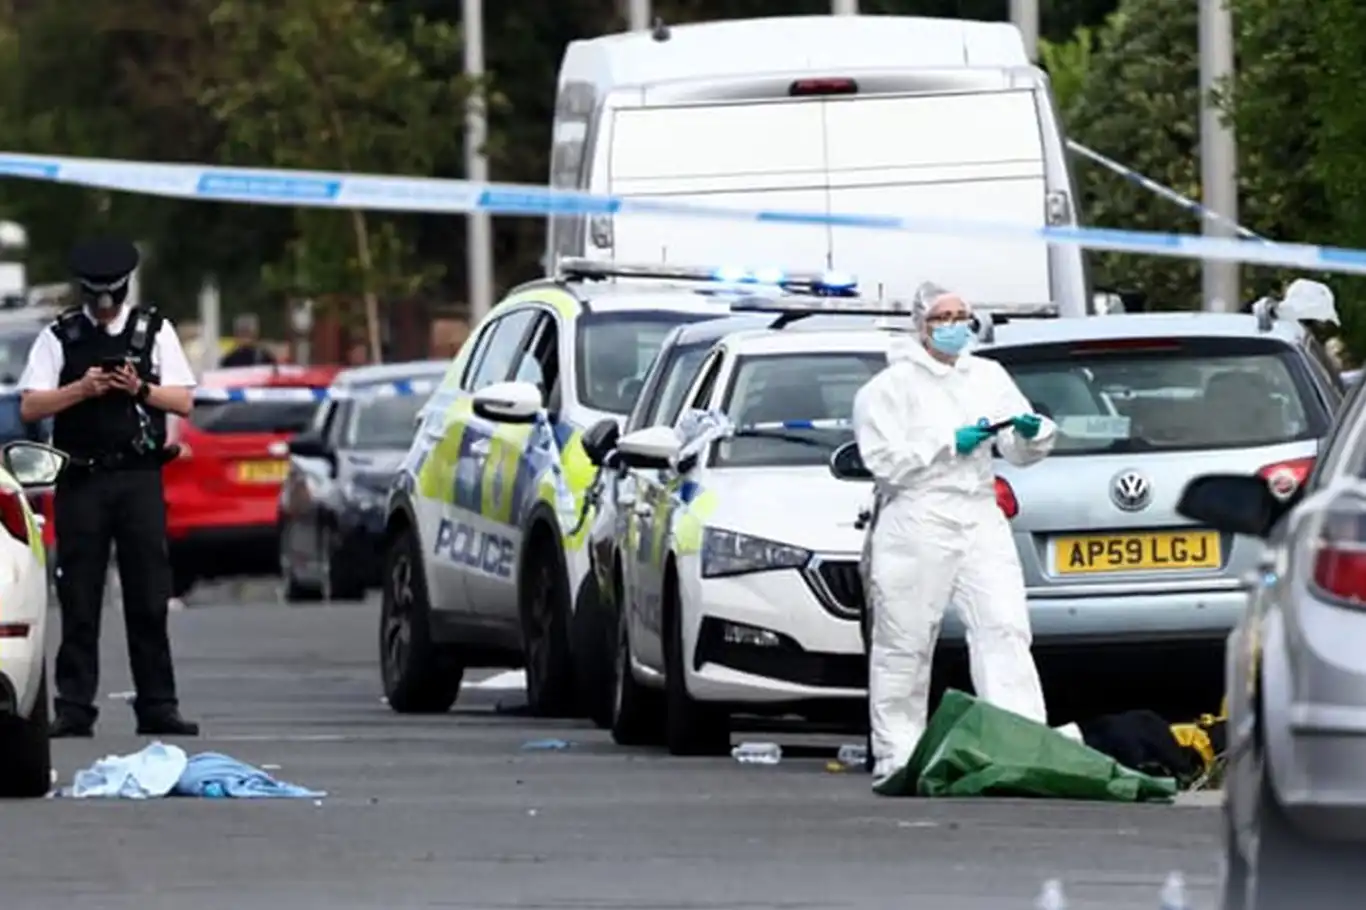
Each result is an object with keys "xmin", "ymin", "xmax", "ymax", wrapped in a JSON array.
[{"xmin": 18, "ymin": 238, "xmax": 200, "ymax": 738}]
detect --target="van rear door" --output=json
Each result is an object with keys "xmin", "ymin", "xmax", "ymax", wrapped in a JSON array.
[
  {"xmin": 605, "ymin": 100, "xmax": 834, "ymax": 268},
  {"xmin": 822, "ymin": 90, "xmax": 1050, "ymax": 304}
]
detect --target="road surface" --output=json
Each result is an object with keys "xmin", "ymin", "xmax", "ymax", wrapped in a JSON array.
[{"xmin": 0, "ymin": 591, "xmax": 1223, "ymax": 910}]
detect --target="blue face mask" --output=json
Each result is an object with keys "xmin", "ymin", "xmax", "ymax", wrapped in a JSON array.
[{"xmin": 929, "ymin": 322, "xmax": 972, "ymax": 356}]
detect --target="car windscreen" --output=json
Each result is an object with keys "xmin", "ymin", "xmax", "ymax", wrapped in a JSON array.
[
  {"xmin": 189, "ymin": 397, "xmax": 320, "ymax": 435},
  {"xmin": 575, "ymin": 311, "xmax": 719, "ymax": 414},
  {"xmin": 0, "ymin": 330, "xmax": 38, "ymax": 385},
  {"xmin": 344, "ymin": 393, "xmax": 424, "ymax": 449},
  {"xmin": 710, "ymin": 351, "xmax": 887, "ymax": 468},
  {"xmin": 981, "ymin": 336, "xmax": 1329, "ymax": 455}
]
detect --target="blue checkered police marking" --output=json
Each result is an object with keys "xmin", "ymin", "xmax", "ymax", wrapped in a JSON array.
[{"xmin": 193, "ymin": 378, "xmax": 438, "ymax": 403}]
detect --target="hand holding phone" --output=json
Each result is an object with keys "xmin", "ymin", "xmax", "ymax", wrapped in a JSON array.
[{"xmin": 100, "ymin": 356, "xmax": 128, "ymax": 373}]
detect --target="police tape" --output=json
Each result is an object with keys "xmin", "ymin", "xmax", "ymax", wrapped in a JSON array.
[
  {"xmin": 194, "ymin": 378, "xmax": 438, "ymax": 403},
  {"xmin": 1, "ymin": 150, "xmax": 1364, "ymax": 276}
]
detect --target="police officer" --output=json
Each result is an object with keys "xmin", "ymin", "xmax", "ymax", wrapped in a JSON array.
[{"xmin": 18, "ymin": 238, "xmax": 199, "ymax": 738}]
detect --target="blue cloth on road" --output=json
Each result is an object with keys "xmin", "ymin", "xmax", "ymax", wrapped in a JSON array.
[
  {"xmin": 173, "ymin": 752, "xmax": 325, "ymax": 798},
  {"xmin": 53, "ymin": 744, "xmax": 324, "ymax": 799},
  {"xmin": 59, "ymin": 741, "xmax": 188, "ymax": 799}
]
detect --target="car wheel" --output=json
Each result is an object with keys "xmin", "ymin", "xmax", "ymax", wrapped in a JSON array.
[
  {"xmin": 280, "ymin": 525, "xmax": 322, "ymax": 603},
  {"xmin": 663, "ymin": 570, "xmax": 730, "ymax": 757},
  {"xmin": 322, "ymin": 526, "xmax": 365, "ymax": 601},
  {"xmin": 379, "ymin": 526, "xmax": 464, "ymax": 713},
  {"xmin": 1250, "ymin": 764, "xmax": 1366, "ymax": 910},
  {"xmin": 519, "ymin": 530, "xmax": 577, "ymax": 718},
  {"xmin": 571, "ymin": 573, "xmax": 615, "ymax": 729},
  {"xmin": 0, "ymin": 670, "xmax": 52, "ymax": 798},
  {"xmin": 170, "ymin": 560, "xmax": 196, "ymax": 599},
  {"xmin": 610, "ymin": 601, "xmax": 663, "ymax": 746}
]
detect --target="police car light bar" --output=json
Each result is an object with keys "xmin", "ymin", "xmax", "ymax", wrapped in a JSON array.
[
  {"xmin": 556, "ymin": 258, "xmax": 859, "ymax": 296},
  {"xmin": 728, "ymin": 296, "xmax": 913, "ymax": 318}
]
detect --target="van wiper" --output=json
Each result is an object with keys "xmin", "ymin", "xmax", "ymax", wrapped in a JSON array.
[{"xmin": 730, "ymin": 428, "xmax": 834, "ymax": 448}]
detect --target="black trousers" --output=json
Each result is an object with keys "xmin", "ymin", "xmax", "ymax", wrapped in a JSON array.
[{"xmin": 53, "ymin": 465, "xmax": 178, "ymax": 723}]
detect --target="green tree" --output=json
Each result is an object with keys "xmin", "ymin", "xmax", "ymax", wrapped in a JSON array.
[{"xmin": 199, "ymin": 0, "xmax": 472, "ymax": 359}]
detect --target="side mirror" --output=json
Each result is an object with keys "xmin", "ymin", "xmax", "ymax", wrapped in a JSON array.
[
  {"xmin": 581, "ymin": 418, "xmax": 621, "ymax": 467},
  {"xmin": 2, "ymin": 441, "xmax": 67, "ymax": 488},
  {"xmin": 1177, "ymin": 473, "xmax": 1288, "ymax": 539},
  {"xmin": 829, "ymin": 441, "xmax": 872, "ymax": 481},
  {"xmin": 472, "ymin": 381, "xmax": 542, "ymax": 424},
  {"xmin": 616, "ymin": 426, "xmax": 681, "ymax": 471},
  {"xmin": 288, "ymin": 430, "xmax": 332, "ymax": 460}
]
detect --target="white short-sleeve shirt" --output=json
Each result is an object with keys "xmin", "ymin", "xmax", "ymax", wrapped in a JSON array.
[{"xmin": 18, "ymin": 304, "xmax": 198, "ymax": 393}]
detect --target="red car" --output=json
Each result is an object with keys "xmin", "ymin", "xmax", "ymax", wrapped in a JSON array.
[{"xmin": 165, "ymin": 365, "xmax": 340, "ymax": 596}]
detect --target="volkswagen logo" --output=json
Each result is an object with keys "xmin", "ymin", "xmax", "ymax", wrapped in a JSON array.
[{"xmin": 1111, "ymin": 470, "xmax": 1152, "ymax": 512}]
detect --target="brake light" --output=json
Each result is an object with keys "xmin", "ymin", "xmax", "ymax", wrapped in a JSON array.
[
  {"xmin": 0, "ymin": 623, "xmax": 29, "ymax": 638},
  {"xmin": 789, "ymin": 77, "xmax": 858, "ymax": 96},
  {"xmin": 1313, "ymin": 533, "xmax": 1366, "ymax": 604},
  {"xmin": 1258, "ymin": 457, "xmax": 1314, "ymax": 500},
  {"xmin": 995, "ymin": 476, "xmax": 1019, "ymax": 519},
  {"xmin": 0, "ymin": 490, "xmax": 28, "ymax": 543}
]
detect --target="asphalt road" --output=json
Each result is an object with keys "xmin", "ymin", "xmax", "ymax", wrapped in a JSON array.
[{"xmin": 0, "ymin": 588, "xmax": 1224, "ymax": 910}]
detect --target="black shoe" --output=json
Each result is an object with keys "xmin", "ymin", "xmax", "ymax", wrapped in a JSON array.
[
  {"xmin": 136, "ymin": 711, "xmax": 200, "ymax": 737},
  {"xmin": 50, "ymin": 715, "xmax": 94, "ymax": 738}
]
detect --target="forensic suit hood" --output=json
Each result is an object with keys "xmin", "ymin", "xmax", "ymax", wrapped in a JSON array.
[{"xmin": 853, "ymin": 335, "xmax": 1058, "ymax": 785}]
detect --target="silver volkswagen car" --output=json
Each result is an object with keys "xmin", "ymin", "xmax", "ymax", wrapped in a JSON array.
[
  {"xmin": 1179, "ymin": 360, "xmax": 1366, "ymax": 909},
  {"xmin": 944, "ymin": 304, "xmax": 1345, "ymax": 715}
]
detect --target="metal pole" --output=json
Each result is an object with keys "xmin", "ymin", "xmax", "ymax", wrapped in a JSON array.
[
  {"xmin": 198, "ymin": 278, "xmax": 220, "ymax": 376},
  {"xmin": 1199, "ymin": 0, "xmax": 1239, "ymax": 312},
  {"xmin": 463, "ymin": 0, "xmax": 494, "ymax": 325},
  {"xmin": 626, "ymin": 0, "xmax": 650, "ymax": 30},
  {"xmin": 1010, "ymin": 0, "xmax": 1039, "ymax": 62},
  {"xmin": 832, "ymin": 0, "xmax": 857, "ymax": 14}
]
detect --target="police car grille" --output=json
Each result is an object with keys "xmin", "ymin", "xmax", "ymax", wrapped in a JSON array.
[{"xmin": 807, "ymin": 560, "xmax": 864, "ymax": 619}]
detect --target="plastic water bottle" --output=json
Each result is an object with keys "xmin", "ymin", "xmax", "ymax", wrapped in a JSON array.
[
  {"xmin": 731, "ymin": 742, "xmax": 782, "ymax": 765},
  {"xmin": 837, "ymin": 743, "xmax": 868, "ymax": 768},
  {"xmin": 1159, "ymin": 872, "xmax": 1188, "ymax": 910},
  {"xmin": 1035, "ymin": 879, "xmax": 1067, "ymax": 910}
]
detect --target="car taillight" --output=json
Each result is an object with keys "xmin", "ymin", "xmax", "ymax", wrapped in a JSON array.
[
  {"xmin": 789, "ymin": 77, "xmax": 858, "ymax": 96},
  {"xmin": 0, "ymin": 622, "xmax": 29, "ymax": 638},
  {"xmin": 1258, "ymin": 457, "xmax": 1314, "ymax": 500},
  {"xmin": 0, "ymin": 489, "xmax": 29, "ymax": 543},
  {"xmin": 995, "ymin": 476, "xmax": 1019, "ymax": 519}
]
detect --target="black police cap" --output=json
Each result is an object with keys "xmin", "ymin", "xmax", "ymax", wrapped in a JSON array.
[{"xmin": 69, "ymin": 238, "xmax": 139, "ymax": 286}]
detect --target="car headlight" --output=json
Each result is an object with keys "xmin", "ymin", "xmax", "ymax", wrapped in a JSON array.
[{"xmin": 701, "ymin": 528, "xmax": 811, "ymax": 578}]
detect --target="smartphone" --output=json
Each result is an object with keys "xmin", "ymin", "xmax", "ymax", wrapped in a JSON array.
[{"xmin": 100, "ymin": 356, "xmax": 128, "ymax": 373}]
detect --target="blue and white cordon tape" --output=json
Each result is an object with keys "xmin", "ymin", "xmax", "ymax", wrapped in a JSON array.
[
  {"xmin": 2, "ymin": 150, "xmax": 1365, "ymax": 275},
  {"xmin": 194, "ymin": 378, "xmax": 437, "ymax": 403}
]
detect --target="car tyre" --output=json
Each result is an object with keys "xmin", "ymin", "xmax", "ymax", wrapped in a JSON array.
[
  {"xmin": 571, "ymin": 573, "xmax": 615, "ymax": 729},
  {"xmin": 280, "ymin": 527, "xmax": 323, "ymax": 603},
  {"xmin": 610, "ymin": 601, "xmax": 663, "ymax": 746},
  {"xmin": 170, "ymin": 560, "xmax": 196, "ymax": 599},
  {"xmin": 1250, "ymin": 763, "xmax": 1366, "ymax": 910},
  {"xmin": 0, "ymin": 671, "xmax": 52, "ymax": 799},
  {"xmin": 380, "ymin": 526, "xmax": 464, "ymax": 713},
  {"xmin": 519, "ymin": 530, "xmax": 577, "ymax": 718},
  {"xmin": 663, "ymin": 570, "xmax": 730, "ymax": 757},
  {"xmin": 321, "ymin": 526, "xmax": 366, "ymax": 601}
]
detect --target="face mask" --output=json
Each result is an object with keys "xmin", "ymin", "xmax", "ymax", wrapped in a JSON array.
[{"xmin": 929, "ymin": 322, "xmax": 972, "ymax": 356}]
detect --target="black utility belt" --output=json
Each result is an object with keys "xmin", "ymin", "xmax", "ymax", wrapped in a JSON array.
[{"xmin": 65, "ymin": 450, "xmax": 168, "ymax": 472}]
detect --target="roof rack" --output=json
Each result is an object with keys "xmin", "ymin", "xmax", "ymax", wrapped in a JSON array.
[
  {"xmin": 555, "ymin": 257, "xmax": 860, "ymax": 297},
  {"xmin": 728, "ymin": 295, "xmax": 915, "ymax": 328}
]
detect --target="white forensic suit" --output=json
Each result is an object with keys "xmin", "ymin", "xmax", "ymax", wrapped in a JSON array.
[{"xmin": 852, "ymin": 336, "xmax": 1057, "ymax": 781}]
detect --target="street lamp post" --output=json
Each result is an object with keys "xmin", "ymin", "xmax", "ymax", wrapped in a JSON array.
[
  {"xmin": 832, "ymin": 0, "xmax": 857, "ymax": 14},
  {"xmin": 1010, "ymin": 0, "xmax": 1039, "ymax": 61},
  {"xmin": 463, "ymin": 0, "xmax": 494, "ymax": 325},
  {"xmin": 1199, "ymin": 0, "xmax": 1239, "ymax": 312}
]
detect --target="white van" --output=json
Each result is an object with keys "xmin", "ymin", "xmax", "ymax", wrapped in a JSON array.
[{"xmin": 547, "ymin": 15, "xmax": 1091, "ymax": 316}]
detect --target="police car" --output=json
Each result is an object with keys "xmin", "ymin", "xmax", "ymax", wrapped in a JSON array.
[
  {"xmin": 0, "ymin": 440, "xmax": 68, "ymax": 797},
  {"xmin": 379, "ymin": 260, "xmax": 807, "ymax": 717},
  {"xmin": 591, "ymin": 294, "xmax": 911, "ymax": 754}
]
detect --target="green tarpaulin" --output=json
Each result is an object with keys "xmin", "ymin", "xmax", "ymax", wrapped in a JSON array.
[{"xmin": 873, "ymin": 689, "xmax": 1178, "ymax": 802}]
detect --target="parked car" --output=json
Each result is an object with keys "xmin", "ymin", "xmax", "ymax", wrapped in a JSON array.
[
  {"xmin": 164, "ymin": 364, "xmax": 340, "ymax": 596},
  {"xmin": 1178, "ymin": 353, "xmax": 1366, "ymax": 908},
  {"xmin": 278, "ymin": 360, "xmax": 448, "ymax": 601},
  {"xmin": 0, "ymin": 440, "xmax": 69, "ymax": 798}
]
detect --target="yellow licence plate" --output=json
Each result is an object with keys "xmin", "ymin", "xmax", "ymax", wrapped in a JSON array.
[
  {"xmin": 236, "ymin": 460, "xmax": 288, "ymax": 483},
  {"xmin": 1053, "ymin": 530, "xmax": 1221, "ymax": 575}
]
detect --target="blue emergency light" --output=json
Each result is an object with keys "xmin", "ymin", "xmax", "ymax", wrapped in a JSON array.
[{"xmin": 556, "ymin": 257, "xmax": 861, "ymax": 297}]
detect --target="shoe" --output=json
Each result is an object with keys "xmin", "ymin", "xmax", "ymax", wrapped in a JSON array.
[
  {"xmin": 136, "ymin": 711, "xmax": 200, "ymax": 737},
  {"xmin": 50, "ymin": 715, "xmax": 95, "ymax": 738}
]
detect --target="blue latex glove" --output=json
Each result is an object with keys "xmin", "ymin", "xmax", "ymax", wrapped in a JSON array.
[
  {"xmin": 1011, "ymin": 413, "xmax": 1043, "ymax": 439},
  {"xmin": 954, "ymin": 425, "xmax": 993, "ymax": 455}
]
